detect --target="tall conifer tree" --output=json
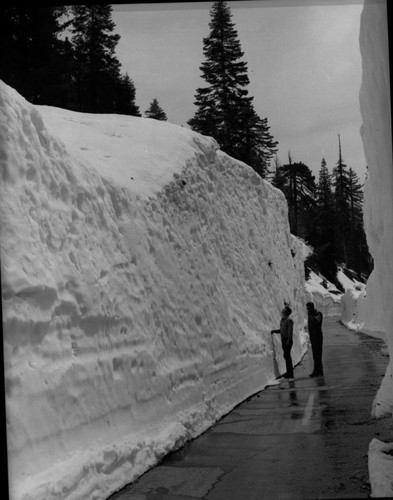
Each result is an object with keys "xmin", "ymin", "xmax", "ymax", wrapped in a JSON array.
[
  {"xmin": 188, "ymin": 0, "xmax": 277, "ymax": 177},
  {"xmin": 315, "ymin": 158, "xmax": 335, "ymax": 240},
  {"xmin": 271, "ymin": 155, "xmax": 286, "ymax": 190},
  {"xmin": 70, "ymin": 5, "xmax": 122, "ymax": 113},
  {"xmin": 0, "ymin": 6, "xmax": 73, "ymax": 105},
  {"xmin": 311, "ymin": 158, "xmax": 339, "ymax": 283},
  {"xmin": 279, "ymin": 156, "xmax": 316, "ymax": 240},
  {"xmin": 113, "ymin": 73, "xmax": 141, "ymax": 116},
  {"xmin": 346, "ymin": 167, "xmax": 372, "ymax": 277},
  {"xmin": 333, "ymin": 134, "xmax": 351, "ymax": 263}
]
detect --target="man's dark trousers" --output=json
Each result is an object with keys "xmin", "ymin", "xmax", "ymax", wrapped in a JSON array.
[
  {"xmin": 281, "ymin": 338, "xmax": 294, "ymax": 377},
  {"xmin": 310, "ymin": 333, "xmax": 323, "ymax": 374}
]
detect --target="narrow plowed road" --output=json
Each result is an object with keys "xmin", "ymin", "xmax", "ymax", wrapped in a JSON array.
[{"xmin": 109, "ymin": 317, "xmax": 392, "ymax": 500}]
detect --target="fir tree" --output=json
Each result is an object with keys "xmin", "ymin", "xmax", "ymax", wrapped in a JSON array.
[
  {"xmin": 145, "ymin": 98, "xmax": 167, "ymax": 121},
  {"xmin": 347, "ymin": 167, "xmax": 364, "ymax": 226},
  {"xmin": 279, "ymin": 155, "xmax": 316, "ymax": 239},
  {"xmin": 114, "ymin": 73, "xmax": 141, "ymax": 116},
  {"xmin": 271, "ymin": 155, "xmax": 286, "ymax": 190},
  {"xmin": 188, "ymin": 0, "xmax": 277, "ymax": 177},
  {"xmin": 332, "ymin": 134, "xmax": 351, "ymax": 263},
  {"xmin": 235, "ymin": 108, "xmax": 278, "ymax": 177},
  {"xmin": 0, "ymin": 6, "xmax": 73, "ymax": 106},
  {"xmin": 346, "ymin": 167, "xmax": 372, "ymax": 277},
  {"xmin": 317, "ymin": 159, "xmax": 333, "ymax": 206},
  {"xmin": 70, "ymin": 5, "xmax": 122, "ymax": 113},
  {"xmin": 311, "ymin": 158, "xmax": 339, "ymax": 284},
  {"xmin": 315, "ymin": 158, "xmax": 335, "ymax": 241}
]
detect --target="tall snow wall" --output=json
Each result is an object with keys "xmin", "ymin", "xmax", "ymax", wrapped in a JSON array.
[
  {"xmin": 359, "ymin": 0, "xmax": 393, "ymax": 419},
  {"xmin": 0, "ymin": 81, "xmax": 308, "ymax": 500}
]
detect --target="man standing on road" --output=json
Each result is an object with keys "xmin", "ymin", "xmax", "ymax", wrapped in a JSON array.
[
  {"xmin": 271, "ymin": 306, "xmax": 294, "ymax": 380},
  {"xmin": 306, "ymin": 302, "xmax": 324, "ymax": 377}
]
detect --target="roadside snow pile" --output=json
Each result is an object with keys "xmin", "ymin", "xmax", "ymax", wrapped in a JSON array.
[
  {"xmin": 338, "ymin": 266, "xmax": 369, "ymax": 333},
  {"xmin": 305, "ymin": 271, "xmax": 342, "ymax": 317},
  {"xmin": 368, "ymin": 439, "xmax": 393, "ymax": 498},
  {"xmin": 339, "ymin": 264, "xmax": 386, "ymax": 340},
  {"xmin": 359, "ymin": 0, "xmax": 393, "ymax": 497},
  {"xmin": 0, "ymin": 81, "xmax": 309, "ymax": 500},
  {"xmin": 340, "ymin": 277, "xmax": 386, "ymax": 341}
]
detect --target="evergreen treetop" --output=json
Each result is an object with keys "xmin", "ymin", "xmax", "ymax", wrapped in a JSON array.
[
  {"xmin": 188, "ymin": 0, "xmax": 277, "ymax": 177},
  {"xmin": 317, "ymin": 157, "xmax": 334, "ymax": 208},
  {"xmin": 333, "ymin": 134, "xmax": 351, "ymax": 201},
  {"xmin": 114, "ymin": 73, "xmax": 141, "ymax": 116},
  {"xmin": 145, "ymin": 98, "xmax": 167, "ymax": 121},
  {"xmin": 70, "ymin": 5, "xmax": 122, "ymax": 113},
  {"xmin": 0, "ymin": 6, "xmax": 73, "ymax": 106}
]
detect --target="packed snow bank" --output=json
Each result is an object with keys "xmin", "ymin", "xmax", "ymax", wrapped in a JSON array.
[
  {"xmin": 341, "ymin": 283, "xmax": 387, "ymax": 342},
  {"xmin": 0, "ymin": 81, "xmax": 308, "ymax": 500},
  {"xmin": 359, "ymin": 1, "xmax": 393, "ymax": 497},
  {"xmin": 338, "ymin": 267, "xmax": 370, "ymax": 334},
  {"xmin": 341, "ymin": 287, "xmax": 366, "ymax": 331},
  {"xmin": 359, "ymin": 0, "xmax": 393, "ymax": 420},
  {"xmin": 368, "ymin": 439, "xmax": 393, "ymax": 498},
  {"xmin": 305, "ymin": 271, "xmax": 342, "ymax": 317},
  {"xmin": 339, "ymin": 261, "xmax": 386, "ymax": 340}
]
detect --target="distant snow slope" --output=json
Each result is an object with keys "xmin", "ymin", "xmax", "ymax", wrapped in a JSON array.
[
  {"xmin": 0, "ymin": 81, "xmax": 308, "ymax": 500},
  {"xmin": 305, "ymin": 271, "xmax": 342, "ymax": 317}
]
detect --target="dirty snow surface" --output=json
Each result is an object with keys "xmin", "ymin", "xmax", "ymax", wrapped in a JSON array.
[{"xmin": 0, "ymin": 81, "xmax": 309, "ymax": 500}]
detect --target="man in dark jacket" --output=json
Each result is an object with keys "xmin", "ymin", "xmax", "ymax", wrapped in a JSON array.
[
  {"xmin": 306, "ymin": 302, "xmax": 324, "ymax": 377},
  {"xmin": 271, "ymin": 306, "xmax": 294, "ymax": 380}
]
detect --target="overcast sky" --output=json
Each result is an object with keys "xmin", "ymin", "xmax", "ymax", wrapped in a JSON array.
[{"xmin": 112, "ymin": 1, "xmax": 366, "ymax": 180}]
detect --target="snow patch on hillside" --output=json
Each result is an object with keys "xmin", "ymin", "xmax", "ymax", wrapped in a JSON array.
[{"xmin": 305, "ymin": 271, "xmax": 342, "ymax": 317}]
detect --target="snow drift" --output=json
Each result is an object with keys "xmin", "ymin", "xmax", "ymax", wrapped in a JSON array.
[
  {"xmin": 359, "ymin": 1, "xmax": 393, "ymax": 497},
  {"xmin": 0, "ymin": 81, "xmax": 308, "ymax": 500}
]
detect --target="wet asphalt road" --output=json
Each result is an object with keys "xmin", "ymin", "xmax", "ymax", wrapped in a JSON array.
[{"xmin": 108, "ymin": 317, "xmax": 392, "ymax": 500}]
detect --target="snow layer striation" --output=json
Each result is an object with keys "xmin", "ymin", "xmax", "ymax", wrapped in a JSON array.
[{"xmin": 0, "ymin": 81, "xmax": 308, "ymax": 500}]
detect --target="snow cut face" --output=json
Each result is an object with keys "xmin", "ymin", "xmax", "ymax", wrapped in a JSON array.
[
  {"xmin": 1, "ymin": 80, "xmax": 308, "ymax": 500},
  {"xmin": 359, "ymin": 0, "xmax": 393, "ymax": 420}
]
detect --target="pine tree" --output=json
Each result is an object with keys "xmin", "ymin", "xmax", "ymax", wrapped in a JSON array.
[
  {"xmin": 332, "ymin": 134, "xmax": 351, "ymax": 263},
  {"xmin": 0, "ymin": 6, "xmax": 73, "ymax": 106},
  {"xmin": 347, "ymin": 167, "xmax": 364, "ymax": 226},
  {"xmin": 145, "ymin": 98, "xmax": 167, "ymax": 121},
  {"xmin": 235, "ymin": 108, "xmax": 278, "ymax": 177},
  {"xmin": 113, "ymin": 73, "xmax": 141, "ymax": 116},
  {"xmin": 279, "ymin": 155, "xmax": 316, "ymax": 240},
  {"xmin": 317, "ymin": 159, "xmax": 333, "ymax": 205},
  {"xmin": 315, "ymin": 158, "xmax": 335, "ymax": 240},
  {"xmin": 271, "ymin": 155, "xmax": 286, "ymax": 190},
  {"xmin": 56, "ymin": 35, "xmax": 79, "ymax": 110},
  {"xmin": 188, "ymin": 0, "xmax": 277, "ymax": 177},
  {"xmin": 70, "ymin": 5, "xmax": 122, "ymax": 113},
  {"xmin": 311, "ymin": 158, "xmax": 339, "ymax": 284},
  {"xmin": 347, "ymin": 167, "xmax": 372, "ymax": 278}
]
